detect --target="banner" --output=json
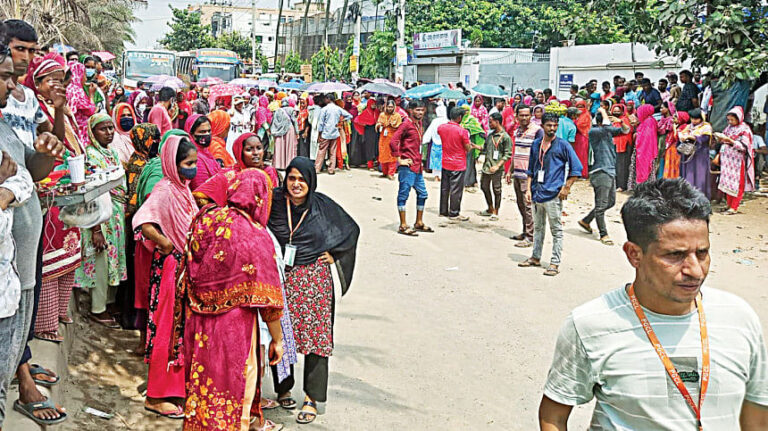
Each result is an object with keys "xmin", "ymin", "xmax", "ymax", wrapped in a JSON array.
[{"xmin": 413, "ymin": 29, "xmax": 462, "ymax": 56}]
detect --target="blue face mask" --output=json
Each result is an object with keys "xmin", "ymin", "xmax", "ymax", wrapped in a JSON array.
[
  {"xmin": 119, "ymin": 117, "xmax": 135, "ymax": 131},
  {"xmin": 85, "ymin": 68, "xmax": 96, "ymax": 79},
  {"xmin": 179, "ymin": 166, "xmax": 197, "ymax": 180}
]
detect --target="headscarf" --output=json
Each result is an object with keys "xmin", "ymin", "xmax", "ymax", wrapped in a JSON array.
[
  {"xmin": 461, "ymin": 107, "xmax": 486, "ymax": 158},
  {"xmin": 574, "ymin": 100, "xmax": 592, "ymax": 136},
  {"xmin": 268, "ymin": 157, "xmax": 360, "ymax": 294},
  {"xmin": 112, "ymin": 103, "xmax": 137, "ymax": 136},
  {"xmin": 635, "ymin": 104, "xmax": 659, "ymax": 184},
  {"xmin": 531, "ymin": 104, "xmax": 545, "ymax": 126},
  {"xmin": 86, "ymin": 113, "xmax": 120, "ymax": 167},
  {"xmin": 610, "ymin": 103, "xmax": 632, "ymax": 153},
  {"xmin": 206, "ymin": 110, "xmax": 235, "ymax": 167},
  {"xmin": 270, "ymin": 105, "xmax": 295, "ymax": 137},
  {"xmin": 721, "ymin": 106, "xmax": 756, "ymax": 193},
  {"xmin": 182, "ymin": 114, "xmax": 221, "ymax": 189},
  {"xmin": 132, "ymin": 134, "xmax": 197, "ymax": 252},
  {"xmin": 126, "ymin": 123, "xmax": 160, "ymax": 216},
  {"xmin": 135, "ymin": 129, "xmax": 188, "ymax": 208},
  {"xmin": 471, "ymin": 95, "xmax": 489, "ymax": 132},
  {"xmin": 67, "ymin": 61, "xmax": 97, "ymax": 144},
  {"xmin": 109, "ymin": 102, "xmax": 137, "ymax": 165},
  {"xmin": 523, "ymin": 95, "xmax": 534, "ymax": 106},
  {"xmin": 353, "ymin": 99, "xmax": 379, "ymax": 134},
  {"xmin": 256, "ymin": 95, "xmax": 273, "ymax": 128},
  {"xmin": 297, "ymin": 97, "xmax": 310, "ymax": 132}
]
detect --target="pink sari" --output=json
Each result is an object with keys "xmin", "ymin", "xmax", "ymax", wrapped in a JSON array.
[
  {"xmin": 719, "ymin": 106, "xmax": 755, "ymax": 196},
  {"xmin": 635, "ymin": 104, "xmax": 659, "ymax": 184}
]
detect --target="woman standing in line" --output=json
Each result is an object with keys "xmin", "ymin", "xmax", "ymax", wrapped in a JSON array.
[
  {"xmin": 272, "ymin": 100, "xmax": 299, "ymax": 170},
  {"xmin": 715, "ymin": 106, "xmax": 755, "ymax": 214},
  {"xmin": 184, "ymin": 114, "xmax": 221, "ymax": 190},
  {"xmin": 375, "ymin": 98, "xmax": 402, "ymax": 180},
  {"xmin": 678, "ymin": 108, "xmax": 713, "ymax": 199},
  {"xmin": 109, "ymin": 102, "xmax": 137, "ymax": 167},
  {"xmin": 267, "ymin": 157, "xmax": 359, "ymax": 425}
]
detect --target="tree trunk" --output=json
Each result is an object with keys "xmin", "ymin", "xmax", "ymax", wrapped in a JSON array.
[
  {"xmin": 300, "ymin": 0, "xmax": 312, "ymax": 59},
  {"xmin": 337, "ymin": 0, "xmax": 349, "ymax": 49},
  {"xmin": 374, "ymin": 1, "xmax": 380, "ymax": 33},
  {"xmin": 323, "ymin": 0, "xmax": 331, "ymax": 48},
  {"xmin": 274, "ymin": 0, "xmax": 284, "ymax": 64}
]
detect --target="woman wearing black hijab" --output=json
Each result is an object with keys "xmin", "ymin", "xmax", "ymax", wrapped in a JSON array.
[{"xmin": 267, "ymin": 156, "xmax": 360, "ymax": 424}]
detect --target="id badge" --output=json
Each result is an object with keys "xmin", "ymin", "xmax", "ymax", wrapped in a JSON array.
[
  {"xmin": 537, "ymin": 170, "xmax": 545, "ymax": 183},
  {"xmin": 493, "ymin": 150, "xmax": 500, "ymax": 160},
  {"xmin": 284, "ymin": 244, "xmax": 297, "ymax": 267},
  {"xmin": 383, "ymin": 129, "xmax": 388, "ymax": 137}
]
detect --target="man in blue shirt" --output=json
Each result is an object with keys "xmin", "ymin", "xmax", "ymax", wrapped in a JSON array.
[
  {"xmin": 623, "ymin": 80, "xmax": 640, "ymax": 106},
  {"xmin": 518, "ymin": 113, "xmax": 582, "ymax": 276},
  {"xmin": 315, "ymin": 93, "xmax": 353, "ymax": 174},
  {"xmin": 639, "ymin": 78, "xmax": 662, "ymax": 113}
]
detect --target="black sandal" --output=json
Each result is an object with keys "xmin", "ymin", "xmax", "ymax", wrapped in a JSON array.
[
  {"xmin": 296, "ymin": 400, "xmax": 317, "ymax": 424},
  {"xmin": 397, "ymin": 226, "xmax": 419, "ymax": 237},
  {"xmin": 413, "ymin": 223, "xmax": 434, "ymax": 233},
  {"xmin": 277, "ymin": 396, "xmax": 297, "ymax": 410}
]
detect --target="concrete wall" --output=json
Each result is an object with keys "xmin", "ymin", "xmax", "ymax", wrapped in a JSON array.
[{"xmin": 478, "ymin": 63, "xmax": 550, "ymax": 93}]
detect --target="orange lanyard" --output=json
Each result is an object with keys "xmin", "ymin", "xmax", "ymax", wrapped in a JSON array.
[
  {"xmin": 286, "ymin": 198, "xmax": 308, "ymax": 244},
  {"xmin": 628, "ymin": 284, "xmax": 709, "ymax": 430},
  {"xmin": 538, "ymin": 140, "xmax": 552, "ymax": 168},
  {"xmin": 491, "ymin": 133, "xmax": 502, "ymax": 149}
]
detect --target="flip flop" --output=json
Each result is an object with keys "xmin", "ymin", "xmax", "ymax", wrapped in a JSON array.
[
  {"xmin": 89, "ymin": 314, "xmax": 120, "ymax": 329},
  {"xmin": 28, "ymin": 364, "xmax": 60, "ymax": 387},
  {"xmin": 250, "ymin": 418, "xmax": 284, "ymax": 431},
  {"xmin": 413, "ymin": 224, "xmax": 434, "ymax": 233},
  {"xmin": 543, "ymin": 265, "xmax": 560, "ymax": 276},
  {"xmin": 296, "ymin": 400, "xmax": 318, "ymax": 424},
  {"xmin": 59, "ymin": 316, "xmax": 74, "ymax": 325},
  {"xmin": 277, "ymin": 396, "xmax": 297, "ymax": 410},
  {"xmin": 578, "ymin": 220, "xmax": 593, "ymax": 234},
  {"xmin": 33, "ymin": 332, "xmax": 63, "ymax": 344},
  {"xmin": 144, "ymin": 404, "xmax": 185, "ymax": 419},
  {"xmin": 600, "ymin": 236, "xmax": 615, "ymax": 246},
  {"xmin": 518, "ymin": 258, "xmax": 541, "ymax": 267},
  {"xmin": 13, "ymin": 398, "xmax": 67, "ymax": 425},
  {"xmin": 398, "ymin": 226, "xmax": 419, "ymax": 237},
  {"xmin": 261, "ymin": 398, "xmax": 279, "ymax": 410}
]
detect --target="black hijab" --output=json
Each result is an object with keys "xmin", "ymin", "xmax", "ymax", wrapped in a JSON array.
[{"xmin": 268, "ymin": 157, "xmax": 360, "ymax": 295}]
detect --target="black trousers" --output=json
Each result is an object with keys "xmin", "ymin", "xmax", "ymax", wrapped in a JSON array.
[
  {"xmin": 271, "ymin": 354, "xmax": 330, "ymax": 402},
  {"xmin": 464, "ymin": 152, "xmax": 477, "ymax": 187},
  {"xmin": 581, "ymin": 171, "xmax": 617, "ymax": 238},
  {"xmin": 440, "ymin": 169, "xmax": 465, "ymax": 217},
  {"xmin": 616, "ymin": 145, "xmax": 632, "ymax": 190},
  {"xmin": 298, "ymin": 136, "xmax": 310, "ymax": 158},
  {"xmin": 480, "ymin": 171, "xmax": 503, "ymax": 210}
]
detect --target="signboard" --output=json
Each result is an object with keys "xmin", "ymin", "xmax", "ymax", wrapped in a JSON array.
[
  {"xmin": 396, "ymin": 46, "xmax": 408, "ymax": 67},
  {"xmin": 558, "ymin": 73, "xmax": 574, "ymax": 91},
  {"xmin": 413, "ymin": 29, "xmax": 462, "ymax": 56},
  {"xmin": 349, "ymin": 55, "xmax": 358, "ymax": 73},
  {"xmin": 300, "ymin": 64, "xmax": 312, "ymax": 82}
]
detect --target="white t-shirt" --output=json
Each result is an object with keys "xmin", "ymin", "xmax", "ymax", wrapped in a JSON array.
[
  {"xmin": 544, "ymin": 286, "xmax": 768, "ymax": 430},
  {"xmin": 1, "ymin": 85, "xmax": 47, "ymax": 149}
]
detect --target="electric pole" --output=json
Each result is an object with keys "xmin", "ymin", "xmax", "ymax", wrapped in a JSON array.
[
  {"xmin": 395, "ymin": 0, "xmax": 405, "ymax": 83},
  {"xmin": 252, "ymin": 0, "xmax": 257, "ymax": 75}
]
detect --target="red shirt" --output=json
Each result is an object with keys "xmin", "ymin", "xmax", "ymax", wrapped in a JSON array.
[
  {"xmin": 148, "ymin": 104, "xmax": 172, "ymax": 136},
  {"xmin": 390, "ymin": 117, "xmax": 424, "ymax": 174},
  {"xmin": 438, "ymin": 121, "xmax": 470, "ymax": 171}
]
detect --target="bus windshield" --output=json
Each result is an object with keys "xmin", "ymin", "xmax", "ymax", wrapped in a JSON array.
[
  {"xmin": 125, "ymin": 51, "xmax": 175, "ymax": 78},
  {"xmin": 196, "ymin": 64, "xmax": 237, "ymax": 81}
]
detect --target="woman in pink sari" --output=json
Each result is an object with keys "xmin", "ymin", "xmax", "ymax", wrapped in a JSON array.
[
  {"xmin": 132, "ymin": 135, "xmax": 199, "ymax": 419},
  {"xmin": 66, "ymin": 61, "xmax": 96, "ymax": 145},
  {"xmin": 631, "ymin": 104, "xmax": 659, "ymax": 188},
  {"xmin": 471, "ymin": 94, "xmax": 489, "ymax": 133},
  {"xmin": 174, "ymin": 168, "xmax": 285, "ymax": 431},
  {"xmin": 716, "ymin": 106, "xmax": 755, "ymax": 214}
]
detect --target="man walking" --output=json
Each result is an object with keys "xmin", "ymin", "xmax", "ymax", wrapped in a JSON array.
[
  {"xmin": 518, "ymin": 113, "xmax": 582, "ymax": 276},
  {"xmin": 437, "ymin": 107, "xmax": 471, "ymax": 221},
  {"xmin": 479, "ymin": 112, "xmax": 512, "ymax": 220},
  {"xmin": 390, "ymin": 100, "xmax": 431, "ymax": 236},
  {"xmin": 539, "ymin": 179, "xmax": 768, "ymax": 430},
  {"xmin": 147, "ymin": 86, "xmax": 175, "ymax": 135},
  {"xmin": 505, "ymin": 105, "xmax": 542, "ymax": 247},
  {"xmin": 578, "ymin": 107, "xmax": 629, "ymax": 246},
  {"xmin": 315, "ymin": 93, "xmax": 352, "ymax": 175},
  {"xmin": 192, "ymin": 86, "xmax": 210, "ymax": 115}
]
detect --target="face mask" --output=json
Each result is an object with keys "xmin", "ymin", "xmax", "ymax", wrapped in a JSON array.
[
  {"xmin": 179, "ymin": 166, "xmax": 197, "ymax": 180},
  {"xmin": 148, "ymin": 142, "xmax": 159, "ymax": 158},
  {"xmin": 119, "ymin": 118, "xmax": 135, "ymax": 131},
  {"xmin": 195, "ymin": 134, "xmax": 212, "ymax": 147},
  {"xmin": 85, "ymin": 68, "xmax": 96, "ymax": 79},
  {"xmin": 138, "ymin": 104, "xmax": 147, "ymax": 114}
]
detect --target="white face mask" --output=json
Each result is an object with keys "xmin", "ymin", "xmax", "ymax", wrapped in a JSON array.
[{"xmin": 138, "ymin": 104, "xmax": 147, "ymax": 114}]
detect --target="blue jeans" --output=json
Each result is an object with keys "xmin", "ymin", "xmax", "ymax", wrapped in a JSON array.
[{"xmin": 397, "ymin": 166, "xmax": 428, "ymax": 211}]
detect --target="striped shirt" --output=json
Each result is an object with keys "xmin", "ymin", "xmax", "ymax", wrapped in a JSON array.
[
  {"xmin": 511, "ymin": 123, "xmax": 543, "ymax": 180},
  {"xmin": 544, "ymin": 286, "xmax": 768, "ymax": 430}
]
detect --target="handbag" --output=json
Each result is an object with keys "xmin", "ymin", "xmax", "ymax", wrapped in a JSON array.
[{"xmin": 677, "ymin": 139, "xmax": 696, "ymax": 156}]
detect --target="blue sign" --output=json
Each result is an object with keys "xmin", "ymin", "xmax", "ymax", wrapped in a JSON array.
[
  {"xmin": 464, "ymin": 75, "xmax": 469, "ymax": 86},
  {"xmin": 558, "ymin": 74, "xmax": 573, "ymax": 91}
]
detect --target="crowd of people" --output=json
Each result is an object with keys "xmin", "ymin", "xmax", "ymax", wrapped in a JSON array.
[{"xmin": 0, "ymin": 14, "xmax": 767, "ymax": 431}]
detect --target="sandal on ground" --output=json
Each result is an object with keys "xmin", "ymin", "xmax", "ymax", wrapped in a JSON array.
[
  {"xmin": 277, "ymin": 396, "xmax": 297, "ymax": 410},
  {"xmin": 28, "ymin": 364, "xmax": 60, "ymax": 387},
  {"xmin": 577, "ymin": 220, "xmax": 593, "ymax": 234},
  {"xmin": 543, "ymin": 265, "xmax": 560, "ymax": 276},
  {"xmin": 296, "ymin": 400, "xmax": 318, "ymax": 425},
  {"xmin": 514, "ymin": 239, "xmax": 533, "ymax": 248},
  {"xmin": 413, "ymin": 223, "xmax": 434, "ymax": 233},
  {"xmin": 261, "ymin": 398, "xmax": 279, "ymax": 410},
  {"xmin": 33, "ymin": 332, "xmax": 63, "ymax": 344},
  {"xmin": 510, "ymin": 233, "xmax": 526, "ymax": 241},
  {"xmin": 448, "ymin": 215, "xmax": 469, "ymax": 222},
  {"xmin": 600, "ymin": 236, "xmax": 614, "ymax": 246},
  {"xmin": 250, "ymin": 418, "xmax": 284, "ymax": 431},
  {"xmin": 13, "ymin": 398, "xmax": 67, "ymax": 425},
  {"xmin": 724, "ymin": 208, "xmax": 738, "ymax": 215},
  {"xmin": 397, "ymin": 226, "xmax": 419, "ymax": 237},
  {"xmin": 489, "ymin": 214, "xmax": 499, "ymax": 221},
  {"xmin": 478, "ymin": 210, "xmax": 493, "ymax": 217},
  {"xmin": 89, "ymin": 313, "xmax": 120, "ymax": 329},
  {"xmin": 59, "ymin": 316, "xmax": 74, "ymax": 325},
  {"xmin": 518, "ymin": 258, "xmax": 541, "ymax": 268},
  {"xmin": 144, "ymin": 404, "xmax": 184, "ymax": 419}
]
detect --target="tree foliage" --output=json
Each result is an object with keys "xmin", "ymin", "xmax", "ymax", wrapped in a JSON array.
[
  {"xmin": 588, "ymin": 0, "xmax": 768, "ymax": 84},
  {"xmin": 359, "ymin": 30, "xmax": 394, "ymax": 79},
  {"xmin": 283, "ymin": 51, "xmax": 304, "ymax": 74},
  {"xmin": 158, "ymin": 6, "xmax": 215, "ymax": 52},
  {"xmin": 311, "ymin": 46, "xmax": 348, "ymax": 81},
  {"xmin": 213, "ymin": 31, "xmax": 251, "ymax": 59}
]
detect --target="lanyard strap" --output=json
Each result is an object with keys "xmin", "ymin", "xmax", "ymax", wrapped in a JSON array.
[
  {"xmin": 491, "ymin": 134, "xmax": 502, "ymax": 149},
  {"xmin": 628, "ymin": 284, "xmax": 709, "ymax": 430},
  {"xmin": 286, "ymin": 198, "xmax": 309, "ymax": 244},
  {"xmin": 538, "ymin": 139, "xmax": 552, "ymax": 168}
]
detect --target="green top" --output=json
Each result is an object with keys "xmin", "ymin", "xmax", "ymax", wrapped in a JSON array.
[{"xmin": 481, "ymin": 129, "xmax": 513, "ymax": 174}]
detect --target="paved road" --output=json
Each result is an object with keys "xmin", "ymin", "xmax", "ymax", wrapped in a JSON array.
[{"xmin": 58, "ymin": 168, "xmax": 768, "ymax": 430}]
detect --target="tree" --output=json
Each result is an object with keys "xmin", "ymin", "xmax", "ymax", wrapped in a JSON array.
[
  {"xmin": 587, "ymin": 0, "xmax": 768, "ymax": 84},
  {"xmin": 79, "ymin": 0, "xmax": 136, "ymax": 58},
  {"xmin": 215, "ymin": 31, "xmax": 252, "ymax": 60},
  {"xmin": 158, "ymin": 6, "xmax": 215, "ymax": 52},
  {"xmin": 311, "ymin": 46, "xmax": 347, "ymax": 81},
  {"xmin": 274, "ymin": 0, "xmax": 284, "ymax": 61},
  {"xmin": 360, "ymin": 29, "xmax": 394, "ymax": 79},
  {"xmin": 283, "ymin": 51, "xmax": 304, "ymax": 73}
]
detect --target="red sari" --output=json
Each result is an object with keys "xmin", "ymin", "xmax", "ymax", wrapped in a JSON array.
[{"xmin": 574, "ymin": 101, "xmax": 591, "ymax": 179}]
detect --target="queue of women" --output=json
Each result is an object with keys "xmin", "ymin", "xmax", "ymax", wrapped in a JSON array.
[{"xmin": 28, "ymin": 51, "xmax": 359, "ymax": 431}]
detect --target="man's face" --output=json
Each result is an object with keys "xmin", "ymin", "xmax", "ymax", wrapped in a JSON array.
[
  {"xmin": 680, "ymin": 74, "xmax": 690, "ymax": 84},
  {"xmin": 9, "ymin": 38, "xmax": 37, "ymax": 76},
  {"xmin": 626, "ymin": 219, "xmax": 710, "ymax": 308},
  {"xmin": 0, "ymin": 55, "xmax": 17, "ymax": 108},
  {"xmin": 411, "ymin": 106, "xmax": 426, "ymax": 121},
  {"xmin": 613, "ymin": 77, "xmax": 621, "ymax": 88},
  {"xmin": 517, "ymin": 108, "xmax": 531, "ymax": 127},
  {"xmin": 201, "ymin": 88, "xmax": 210, "ymax": 99},
  {"xmin": 495, "ymin": 100, "xmax": 505, "ymax": 110},
  {"xmin": 658, "ymin": 81, "xmax": 667, "ymax": 92},
  {"xmin": 603, "ymin": 82, "xmax": 611, "ymax": 92},
  {"xmin": 67, "ymin": 54, "xmax": 78, "ymax": 62},
  {"xmin": 490, "ymin": 118, "xmax": 500, "ymax": 130},
  {"xmin": 542, "ymin": 120, "xmax": 558, "ymax": 138},
  {"xmin": 642, "ymin": 82, "xmax": 651, "ymax": 93}
]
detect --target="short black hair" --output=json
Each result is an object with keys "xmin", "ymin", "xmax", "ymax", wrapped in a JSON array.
[
  {"xmin": 543, "ymin": 88, "xmax": 552, "ymax": 95},
  {"xmin": 190, "ymin": 115, "xmax": 210, "ymax": 134},
  {"xmin": 570, "ymin": 84, "xmax": 579, "ymax": 92},
  {"xmin": 641, "ymin": 78, "xmax": 652, "ymax": 86},
  {"xmin": 541, "ymin": 112, "xmax": 559, "ymax": 125},
  {"xmin": 621, "ymin": 178, "xmax": 711, "ymax": 250},
  {"xmin": 516, "ymin": 104, "xmax": 531, "ymax": 115},
  {"xmin": 489, "ymin": 112, "xmax": 502, "ymax": 123},
  {"xmin": 449, "ymin": 107, "xmax": 464, "ymax": 121},
  {"xmin": 408, "ymin": 99, "xmax": 425, "ymax": 110},
  {"xmin": 635, "ymin": 71, "xmax": 644, "ymax": 78},
  {"xmin": 3, "ymin": 19, "xmax": 37, "ymax": 43},
  {"xmin": 82, "ymin": 55, "xmax": 95, "ymax": 65},
  {"xmin": 325, "ymin": 92, "xmax": 336, "ymax": 101},
  {"xmin": 680, "ymin": 69, "xmax": 693, "ymax": 79},
  {"xmin": 66, "ymin": 50, "xmax": 79, "ymax": 59},
  {"xmin": 158, "ymin": 87, "xmax": 176, "ymax": 102},
  {"xmin": 176, "ymin": 137, "xmax": 197, "ymax": 165},
  {"xmin": 658, "ymin": 78, "xmax": 668, "ymax": 85},
  {"xmin": 689, "ymin": 108, "xmax": 703, "ymax": 120}
]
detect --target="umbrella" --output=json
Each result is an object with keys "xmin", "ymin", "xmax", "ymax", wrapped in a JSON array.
[
  {"xmin": 208, "ymin": 84, "xmax": 245, "ymax": 108},
  {"xmin": 256, "ymin": 79, "xmax": 278, "ymax": 89},
  {"xmin": 306, "ymin": 82, "xmax": 353, "ymax": 93},
  {"xmin": 53, "ymin": 43, "xmax": 74, "ymax": 54},
  {"xmin": 472, "ymin": 84, "xmax": 507, "ymax": 98},
  {"xmin": 289, "ymin": 78, "xmax": 305, "ymax": 83},
  {"xmin": 279, "ymin": 81, "xmax": 304, "ymax": 90},
  {"xmin": 147, "ymin": 76, "xmax": 185, "ymax": 91},
  {"xmin": 438, "ymin": 88, "xmax": 468, "ymax": 100},
  {"xmin": 230, "ymin": 78, "xmax": 261, "ymax": 88},
  {"xmin": 197, "ymin": 77, "xmax": 224, "ymax": 87},
  {"xmin": 373, "ymin": 78, "xmax": 405, "ymax": 92},
  {"xmin": 142, "ymin": 74, "xmax": 174, "ymax": 83},
  {"xmin": 358, "ymin": 82, "xmax": 404, "ymax": 97},
  {"xmin": 91, "ymin": 51, "xmax": 116, "ymax": 62},
  {"xmin": 404, "ymin": 83, "xmax": 444, "ymax": 99}
]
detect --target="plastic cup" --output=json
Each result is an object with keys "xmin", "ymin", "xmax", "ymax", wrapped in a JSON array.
[{"xmin": 68, "ymin": 154, "xmax": 85, "ymax": 185}]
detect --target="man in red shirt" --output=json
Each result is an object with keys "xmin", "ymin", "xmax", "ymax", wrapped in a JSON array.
[
  {"xmin": 437, "ymin": 107, "xmax": 471, "ymax": 220},
  {"xmin": 390, "ymin": 100, "xmax": 431, "ymax": 236},
  {"xmin": 147, "ymin": 86, "xmax": 175, "ymax": 135}
]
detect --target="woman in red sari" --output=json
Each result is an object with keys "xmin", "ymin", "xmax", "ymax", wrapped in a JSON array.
[
  {"xmin": 573, "ymin": 99, "xmax": 592, "ymax": 179},
  {"xmin": 174, "ymin": 168, "xmax": 285, "ymax": 431}
]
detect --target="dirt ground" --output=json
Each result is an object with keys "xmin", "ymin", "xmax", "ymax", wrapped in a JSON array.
[{"xmin": 58, "ymin": 167, "xmax": 768, "ymax": 430}]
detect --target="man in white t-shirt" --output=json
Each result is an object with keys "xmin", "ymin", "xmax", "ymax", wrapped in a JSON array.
[{"xmin": 539, "ymin": 178, "xmax": 768, "ymax": 430}]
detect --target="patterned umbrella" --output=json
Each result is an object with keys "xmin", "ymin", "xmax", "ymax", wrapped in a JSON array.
[
  {"xmin": 149, "ymin": 76, "xmax": 185, "ymax": 91},
  {"xmin": 230, "ymin": 78, "xmax": 261, "ymax": 88},
  {"xmin": 306, "ymin": 82, "xmax": 353, "ymax": 93},
  {"xmin": 438, "ymin": 88, "xmax": 468, "ymax": 100},
  {"xmin": 472, "ymin": 84, "xmax": 507, "ymax": 97},
  {"xmin": 197, "ymin": 77, "xmax": 225, "ymax": 87},
  {"xmin": 373, "ymin": 78, "xmax": 405, "ymax": 92},
  {"xmin": 256, "ymin": 79, "xmax": 279, "ymax": 89},
  {"xmin": 279, "ymin": 81, "xmax": 304, "ymax": 90},
  {"xmin": 91, "ymin": 51, "xmax": 116, "ymax": 62},
  {"xmin": 358, "ymin": 82, "xmax": 404, "ymax": 97},
  {"xmin": 208, "ymin": 84, "xmax": 245, "ymax": 108},
  {"xmin": 404, "ymin": 83, "xmax": 445, "ymax": 99},
  {"xmin": 142, "ymin": 74, "xmax": 175, "ymax": 83}
]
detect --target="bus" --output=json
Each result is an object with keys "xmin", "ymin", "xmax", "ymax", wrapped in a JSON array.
[
  {"xmin": 121, "ymin": 49, "xmax": 176, "ymax": 89},
  {"xmin": 177, "ymin": 48, "xmax": 241, "ymax": 83}
]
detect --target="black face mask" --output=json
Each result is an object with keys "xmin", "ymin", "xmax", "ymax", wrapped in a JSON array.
[
  {"xmin": 148, "ymin": 141, "xmax": 159, "ymax": 158},
  {"xmin": 195, "ymin": 134, "xmax": 212, "ymax": 147},
  {"xmin": 119, "ymin": 117, "xmax": 135, "ymax": 131}
]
